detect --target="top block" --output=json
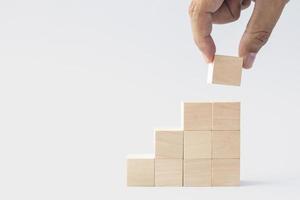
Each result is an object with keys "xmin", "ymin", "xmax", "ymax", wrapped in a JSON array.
[
  {"xmin": 183, "ymin": 102, "xmax": 212, "ymax": 131},
  {"xmin": 207, "ymin": 55, "xmax": 243, "ymax": 86},
  {"xmin": 213, "ymin": 102, "xmax": 240, "ymax": 130}
]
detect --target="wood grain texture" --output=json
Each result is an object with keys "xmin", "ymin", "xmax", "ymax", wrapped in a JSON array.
[
  {"xmin": 184, "ymin": 159, "xmax": 212, "ymax": 187},
  {"xmin": 183, "ymin": 102, "xmax": 212, "ymax": 131},
  {"xmin": 212, "ymin": 131, "xmax": 240, "ymax": 158},
  {"xmin": 155, "ymin": 159, "xmax": 183, "ymax": 186},
  {"xmin": 184, "ymin": 131, "xmax": 212, "ymax": 159},
  {"xmin": 127, "ymin": 157, "xmax": 154, "ymax": 186},
  {"xmin": 155, "ymin": 130, "xmax": 183, "ymax": 159},
  {"xmin": 212, "ymin": 159, "xmax": 240, "ymax": 186},
  {"xmin": 213, "ymin": 102, "xmax": 240, "ymax": 130},
  {"xmin": 208, "ymin": 55, "xmax": 243, "ymax": 86}
]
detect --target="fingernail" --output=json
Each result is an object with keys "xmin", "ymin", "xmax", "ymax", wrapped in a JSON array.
[{"xmin": 244, "ymin": 53, "xmax": 257, "ymax": 69}]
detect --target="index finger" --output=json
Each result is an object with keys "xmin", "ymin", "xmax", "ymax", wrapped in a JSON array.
[{"xmin": 189, "ymin": 0, "xmax": 224, "ymax": 63}]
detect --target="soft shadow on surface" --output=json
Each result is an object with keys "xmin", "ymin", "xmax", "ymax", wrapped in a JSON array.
[
  {"xmin": 241, "ymin": 176, "xmax": 300, "ymax": 187},
  {"xmin": 240, "ymin": 180, "xmax": 271, "ymax": 187}
]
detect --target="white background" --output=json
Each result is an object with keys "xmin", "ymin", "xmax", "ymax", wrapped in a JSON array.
[{"xmin": 0, "ymin": 0, "xmax": 300, "ymax": 199}]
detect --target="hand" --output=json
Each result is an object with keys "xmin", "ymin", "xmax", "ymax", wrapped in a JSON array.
[{"xmin": 189, "ymin": 0, "xmax": 288, "ymax": 69}]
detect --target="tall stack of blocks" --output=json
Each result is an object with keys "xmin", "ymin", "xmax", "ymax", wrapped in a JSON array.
[
  {"xmin": 183, "ymin": 102, "xmax": 240, "ymax": 186},
  {"xmin": 127, "ymin": 102, "xmax": 240, "ymax": 187}
]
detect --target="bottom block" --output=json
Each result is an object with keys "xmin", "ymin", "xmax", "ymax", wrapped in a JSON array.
[
  {"xmin": 184, "ymin": 159, "xmax": 212, "ymax": 187},
  {"xmin": 127, "ymin": 155, "xmax": 155, "ymax": 186},
  {"xmin": 212, "ymin": 159, "xmax": 240, "ymax": 186},
  {"xmin": 155, "ymin": 159, "xmax": 183, "ymax": 186}
]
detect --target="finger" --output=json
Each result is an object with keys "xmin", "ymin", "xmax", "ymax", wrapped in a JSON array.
[
  {"xmin": 239, "ymin": 0, "xmax": 288, "ymax": 69},
  {"xmin": 189, "ymin": 0, "xmax": 223, "ymax": 63},
  {"xmin": 212, "ymin": 0, "xmax": 242, "ymax": 24}
]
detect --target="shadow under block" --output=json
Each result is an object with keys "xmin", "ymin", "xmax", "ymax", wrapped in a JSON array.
[
  {"xmin": 184, "ymin": 131, "xmax": 212, "ymax": 159},
  {"xmin": 183, "ymin": 102, "xmax": 212, "ymax": 131},
  {"xmin": 212, "ymin": 159, "xmax": 240, "ymax": 186},
  {"xmin": 155, "ymin": 159, "xmax": 183, "ymax": 186},
  {"xmin": 213, "ymin": 102, "xmax": 240, "ymax": 130},
  {"xmin": 184, "ymin": 159, "xmax": 212, "ymax": 186},
  {"xmin": 127, "ymin": 156, "xmax": 155, "ymax": 186},
  {"xmin": 212, "ymin": 131, "xmax": 240, "ymax": 159},
  {"xmin": 207, "ymin": 55, "xmax": 243, "ymax": 86},
  {"xmin": 155, "ymin": 130, "xmax": 183, "ymax": 159}
]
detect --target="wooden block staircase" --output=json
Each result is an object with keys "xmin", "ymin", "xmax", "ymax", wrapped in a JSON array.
[{"xmin": 127, "ymin": 102, "xmax": 240, "ymax": 187}]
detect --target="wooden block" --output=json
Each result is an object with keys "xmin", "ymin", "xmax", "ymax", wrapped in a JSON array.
[
  {"xmin": 212, "ymin": 131, "xmax": 240, "ymax": 158},
  {"xmin": 212, "ymin": 159, "xmax": 240, "ymax": 186},
  {"xmin": 155, "ymin": 130, "xmax": 183, "ymax": 159},
  {"xmin": 127, "ymin": 155, "xmax": 155, "ymax": 186},
  {"xmin": 155, "ymin": 159, "xmax": 183, "ymax": 186},
  {"xmin": 184, "ymin": 131, "xmax": 212, "ymax": 159},
  {"xmin": 183, "ymin": 102, "xmax": 212, "ymax": 131},
  {"xmin": 184, "ymin": 159, "xmax": 212, "ymax": 187},
  {"xmin": 207, "ymin": 55, "xmax": 243, "ymax": 86},
  {"xmin": 213, "ymin": 102, "xmax": 240, "ymax": 130}
]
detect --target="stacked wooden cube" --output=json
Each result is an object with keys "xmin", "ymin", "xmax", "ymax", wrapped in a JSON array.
[{"xmin": 127, "ymin": 102, "xmax": 240, "ymax": 187}]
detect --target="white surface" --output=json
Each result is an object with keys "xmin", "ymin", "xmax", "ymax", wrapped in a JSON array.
[
  {"xmin": 0, "ymin": 0, "xmax": 300, "ymax": 200},
  {"xmin": 126, "ymin": 154, "xmax": 154, "ymax": 159},
  {"xmin": 154, "ymin": 128, "xmax": 183, "ymax": 131}
]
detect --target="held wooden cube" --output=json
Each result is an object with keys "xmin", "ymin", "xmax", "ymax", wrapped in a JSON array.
[
  {"xmin": 127, "ymin": 155, "xmax": 155, "ymax": 186},
  {"xmin": 212, "ymin": 159, "xmax": 240, "ymax": 186},
  {"xmin": 212, "ymin": 131, "xmax": 240, "ymax": 159},
  {"xmin": 183, "ymin": 102, "xmax": 212, "ymax": 131},
  {"xmin": 184, "ymin": 131, "xmax": 212, "ymax": 159},
  {"xmin": 207, "ymin": 55, "xmax": 243, "ymax": 86},
  {"xmin": 155, "ymin": 159, "xmax": 183, "ymax": 186},
  {"xmin": 155, "ymin": 130, "xmax": 183, "ymax": 159},
  {"xmin": 184, "ymin": 159, "xmax": 212, "ymax": 187},
  {"xmin": 213, "ymin": 102, "xmax": 240, "ymax": 130}
]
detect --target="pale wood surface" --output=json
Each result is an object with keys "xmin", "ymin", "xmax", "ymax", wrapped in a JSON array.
[
  {"xmin": 183, "ymin": 102, "xmax": 212, "ymax": 131},
  {"xmin": 184, "ymin": 159, "xmax": 212, "ymax": 187},
  {"xmin": 127, "ymin": 158, "xmax": 155, "ymax": 186},
  {"xmin": 155, "ymin": 159, "xmax": 183, "ymax": 186},
  {"xmin": 212, "ymin": 131, "xmax": 240, "ymax": 158},
  {"xmin": 184, "ymin": 131, "xmax": 212, "ymax": 159},
  {"xmin": 212, "ymin": 159, "xmax": 240, "ymax": 186},
  {"xmin": 155, "ymin": 130, "xmax": 183, "ymax": 159},
  {"xmin": 208, "ymin": 55, "xmax": 243, "ymax": 86},
  {"xmin": 213, "ymin": 102, "xmax": 240, "ymax": 130}
]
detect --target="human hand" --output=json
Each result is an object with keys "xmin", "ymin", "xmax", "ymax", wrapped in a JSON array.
[{"xmin": 189, "ymin": 0, "xmax": 288, "ymax": 68}]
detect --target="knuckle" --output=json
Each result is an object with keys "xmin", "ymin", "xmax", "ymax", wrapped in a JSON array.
[
  {"xmin": 188, "ymin": 6, "xmax": 194, "ymax": 17},
  {"xmin": 188, "ymin": 1, "xmax": 198, "ymax": 17},
  {"xmin": 252, "ymin": 31, "xmax": 271, "ymax": 46},
  {"xmin": 189, "ymin": 1, "xmax": 204, "ymax": 18},
  {"xmin": 243, "ymin": 30, "xmax": 271, "ymax": 52}
]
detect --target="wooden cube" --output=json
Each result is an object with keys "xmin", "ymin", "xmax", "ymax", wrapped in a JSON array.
[
  {"xmin": 212, "ymin": 131, "xmax": 240, "ymax": 159},
  {"xmin": 213, "ymin": 102, "xmax": 240, "ymax": 130},
  {"xmin": 184, "ymin": 131, "xmax": 212, "ymax": 159},
  {"xmin": 155, "ymin": 130, "xmax": 183, "ymax": 159},
  {"xmin": 155, "ymin": 159, "xmax": 183, "ymax": 186},
  {"xmin": 207, "ymin": 55, "xmax": 243, "ymax": 86},
  {"xmin": 184, "ymin": 159, "xmax": 212, "ymax": 187},
  {"xmin": 183, "ymin": 102, "xmax": 212, "ymax": 131},
  {"xmin": 127, "ymin": 155, "xmax": 155, "ymax": 186},
  {"xmin": 212, "ymin": 159, "xmax": 240, "ymax": 186}
]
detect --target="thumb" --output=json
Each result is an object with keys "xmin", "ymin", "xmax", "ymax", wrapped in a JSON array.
[{"xmin": 239, "ymin": 0, "xmax": 288, "ymax": 69}]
